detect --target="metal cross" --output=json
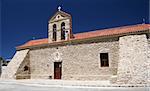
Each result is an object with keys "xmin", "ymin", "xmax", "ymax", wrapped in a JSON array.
[{"xmin": 58, "ymin": 6, "xmax": 61, "ymax": 11}]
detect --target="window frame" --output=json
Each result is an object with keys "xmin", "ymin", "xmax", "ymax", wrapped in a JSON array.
[{"xmin": 100, "ymin": 53, "xmax": 109, "ymax": 67}]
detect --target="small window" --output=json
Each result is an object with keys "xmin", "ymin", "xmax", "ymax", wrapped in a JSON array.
[
  {"xmin": 24, "ymin": 66, "xmax": 29, "ymax": 71},
  {"xmin": 100, "ymin": 53, "xmax": 109, "ymax": 67}
]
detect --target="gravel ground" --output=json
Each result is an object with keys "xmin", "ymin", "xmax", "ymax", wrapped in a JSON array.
[{"xmin": 0, "ymin": 80, "xmax": 149, "ymax": 91}]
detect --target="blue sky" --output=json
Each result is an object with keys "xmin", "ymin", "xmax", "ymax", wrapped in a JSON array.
[{"xmin": 0, "ymin": 0, "xmax": 149, "ymax": 59}]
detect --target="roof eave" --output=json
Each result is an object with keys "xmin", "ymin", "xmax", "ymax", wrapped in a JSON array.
[{"xmin": 16, "ymin": 29, "xmax": 149, "ymax": 51}]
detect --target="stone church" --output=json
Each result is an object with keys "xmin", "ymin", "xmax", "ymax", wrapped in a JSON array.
[{"xmin": 1, "ymin": 8, "xmax": 150, "ymax": 84}]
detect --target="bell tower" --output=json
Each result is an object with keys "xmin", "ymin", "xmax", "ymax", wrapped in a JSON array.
[{"xmin": 48, "ymin": 6, "xmax": 73, "ymax": 43}]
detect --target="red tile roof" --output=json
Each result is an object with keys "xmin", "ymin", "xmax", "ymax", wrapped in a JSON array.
[
  {"xmin": 18, "ymin": 39, "xmax": 48, "ymax": 48},
  {"xmin": 17, "ymin": 24, "xmax": 150, "ymax": 49},
  {"xmin": 73, "ymin": 24, "xmax": 150, "ymax": 39}
]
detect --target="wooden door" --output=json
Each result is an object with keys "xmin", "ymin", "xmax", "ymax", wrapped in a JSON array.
[{"xmin": 54, "ymin": 62, "xmax": 62, "ymax": 79}]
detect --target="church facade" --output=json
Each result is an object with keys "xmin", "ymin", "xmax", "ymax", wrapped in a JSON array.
[{"xmin": 1, "ymin": 8, "xmax": 150, "ymax": 84}]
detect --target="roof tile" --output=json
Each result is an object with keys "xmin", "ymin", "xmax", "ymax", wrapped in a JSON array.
[{"xmin": 17, "ymin": 24, "xmax": 150, "ymax": 49}]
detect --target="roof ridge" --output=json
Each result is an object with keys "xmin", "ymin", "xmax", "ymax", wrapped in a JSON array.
[{"xmin": 74, "ymin": 24, "xmax": 149, "ymax": 36}]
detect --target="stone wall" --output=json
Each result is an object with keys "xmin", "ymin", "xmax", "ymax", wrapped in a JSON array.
[
  {"xmin": 148, "ymin": 38, "xmax": 150, "ymax": 84},
  {"xmin": 117, "ymin": 34, "xmax": 149, "ymax": 84},
  {"xmin": 2, "ymin": 33, "xmax": 149, "ymax": 83},
  {"xmin": 15, "ymin": 54, "xmax": 30, "ymax": 79},
  {"xmin": 0, "ymin": 59, "xmax": 1, "ymax": 76},
  {"xmin": 1, "ymin": 49, "xmax": 29, "ymax": 79},
  {"xmin": 29, "ymin": 39, "xmax": 119, "ymax": 81}
]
